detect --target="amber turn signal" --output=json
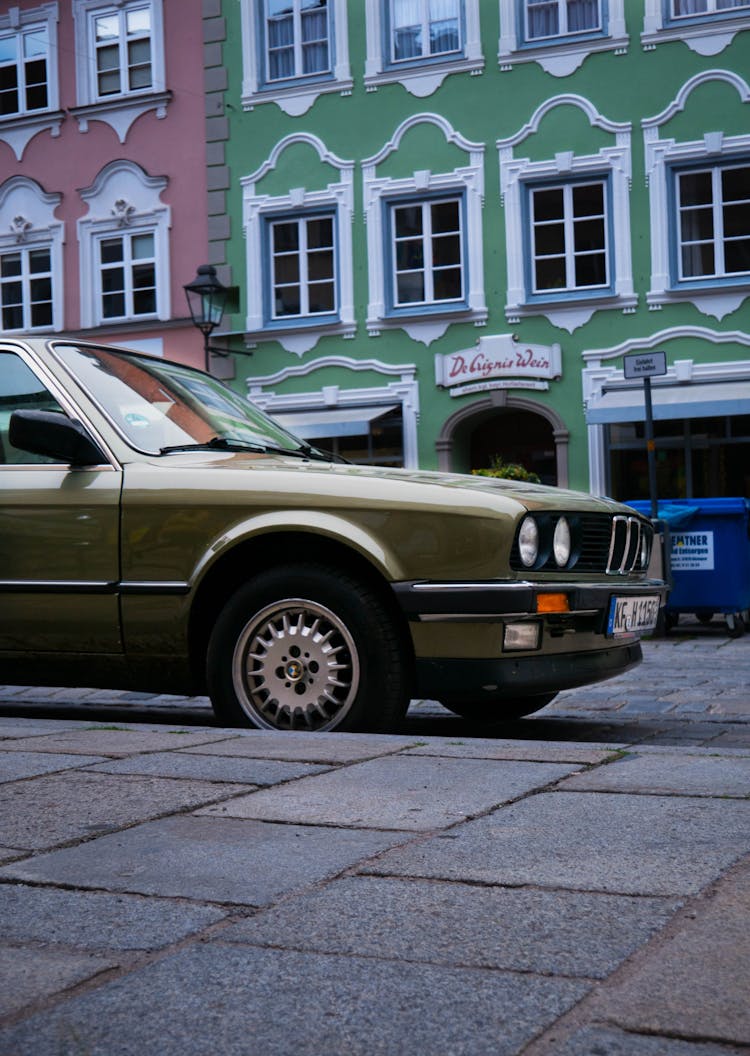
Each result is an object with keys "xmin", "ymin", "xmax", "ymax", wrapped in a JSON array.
[{"xmin": 536, "ymin": 593, "xmax": 570, "ymax": 614}]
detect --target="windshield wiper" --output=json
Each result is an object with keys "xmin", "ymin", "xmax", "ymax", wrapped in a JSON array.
[{"xmin": 159, "ymin": 436, "xmax": 329, "ymax": 460}]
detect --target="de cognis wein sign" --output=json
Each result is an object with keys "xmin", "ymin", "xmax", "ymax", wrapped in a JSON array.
[{"xmin": 435, "ymin": 334, "xmax": 562, "ymax": 397}]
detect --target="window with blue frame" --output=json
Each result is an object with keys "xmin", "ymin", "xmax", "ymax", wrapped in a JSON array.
[
  {"xmin": 523, "ymin": 0, "xmax": 602, "ymax": 42},
  {"xmin": 667, "ymin": 0, "xmax": 749, "ymax": 22},
  {"xmin": 263, "ymin": 0, "xmax": 330, "ymax": 83},
  {"xmin": 528, "ymin": 179, "xmax": 610, "ymax": 297},
  {"xmin": 388, "ymin": 196, "xmax": 465, "ymax": 310},
  {"xmin": 268, "ymin": 213, "xmax": 337, "ymax": 322},
  {"xmin": 673, "ymin": 162, "xmax": 750, "ymax": 284},
  {"xmin": 388, "ymin": 0, "xmax": 462, "ymax": 64}
]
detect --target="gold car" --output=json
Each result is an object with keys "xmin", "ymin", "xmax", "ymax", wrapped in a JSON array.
[{"xmin": 0, "ymin": 339, "xmax": 666, "ymax": 732}]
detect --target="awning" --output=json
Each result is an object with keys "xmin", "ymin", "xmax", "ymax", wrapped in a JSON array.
[
  {"xmin": 586, "ymin": 381, "xmax": 750, "ymax": 424},
  {"xmin": 272, "ymin": 405, "xmax": 398, "ymax": 440}
]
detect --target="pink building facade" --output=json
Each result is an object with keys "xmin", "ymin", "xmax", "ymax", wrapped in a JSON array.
[{"xmin": 0, "ymin": 0, "xmax": 209, "ymax": 366}]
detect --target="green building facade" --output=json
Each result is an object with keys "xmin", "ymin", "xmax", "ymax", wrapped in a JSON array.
[{"xmin": 204, "ymin": 0, "xmax": 750, "ymax": 500}]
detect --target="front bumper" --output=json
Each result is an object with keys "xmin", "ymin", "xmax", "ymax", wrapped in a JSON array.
[{"xmin": 392, "ymin": 577, "xmax": 666, "ymax": 703}]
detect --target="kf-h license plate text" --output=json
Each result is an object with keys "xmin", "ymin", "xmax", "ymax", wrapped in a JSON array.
[{"xmin": 607, "ymin": 595, "xmax": 660, "ymax": 637}]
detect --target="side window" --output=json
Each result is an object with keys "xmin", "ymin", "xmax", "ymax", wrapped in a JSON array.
[
  {"xmin": 0, "ymin": 351, "xmax": 63, "ymax": 465},
  {"xmin": 1, "ymin": 245, "xmax": 54, "ymax": 331}
]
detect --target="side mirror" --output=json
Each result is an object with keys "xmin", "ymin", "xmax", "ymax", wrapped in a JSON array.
[{"xmin": 9, "ymin": 410, "xmax": 105, "ymax": 466}]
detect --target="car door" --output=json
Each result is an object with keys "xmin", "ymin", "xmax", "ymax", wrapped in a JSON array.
[{"xmin": 0, "ymin": 346, "xmax": 122, "ymax": 654}]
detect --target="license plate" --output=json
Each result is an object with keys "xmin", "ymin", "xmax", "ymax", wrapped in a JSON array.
[{"xmin": 607, "ymin": 594, "xmax": 660, "ymax": 637}]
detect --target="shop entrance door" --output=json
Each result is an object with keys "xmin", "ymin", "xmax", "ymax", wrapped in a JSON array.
[{"xmin": 469, "ymin": 409, "xmax": 557, "ymax": 485}]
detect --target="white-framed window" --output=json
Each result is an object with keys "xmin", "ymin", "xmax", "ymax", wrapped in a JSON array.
[
  {"xmin": 268, "ymin": 212, "xmax": 337, "ymax": 321},
  {"xmin": 499, "ymin": 0, "xmax": 627, "ymax": 76},
  {"xmin": 0, "ymin": 4, "xmax": 61, "ymax": 161},
  {"xmin": 366, "ymin": 0, "xmax": 482, "ymax": 96},
  {"xmin": 642, "ymin": 0, "xmax": 750, "ymax": 53},
  {"xmin": 389, "ymin": 0, "xmax": 462, "ymax": 63},
  {"xmin": 72, "ymin": 0, "xmax": 168, "ymax": 142},
  {"xmin": 363, "ymin": 114, "xmax": 486, "ymax": 344},
  {"xmin": 389, "ymin": 196, "xmax": 465, "ymax": 309},
  {"xmin": 264, "ymin": 0, "xmax": 330, "ymax": 82},
  {"xmin": 643, "ymin": 71, "xmax": 750, "ymax": 319},
  {"xmin": 0, "ymin": 176, "xmax": 63, "ymax": 332},
  {"xmin": 97, "ymin": 230, "xmax": 157, "ymax": 321},
  {"xmin": 241, "ymin": 134, "xmax": 355, "ymax": 354},
  {"xmin": 674, "ymin": 162, "xmax": 750, "ymax": 283},
  {"xmin": 0, "ymin": 246, "xmax": 53, "ymax": 331},
  {"xmin": 241, "ymin": 0, "xmax": 351, "ymax": 116},
  {"xmin": 498, "ymin": 96, "xmax": 635, "ymax": 332},
  {"xmin": 528, "ymin": 178, "xmax": 610, "ymax": 296},
  {"xmin": 78, "ymin": 160, "xmax": 170, "ymax": 328}
]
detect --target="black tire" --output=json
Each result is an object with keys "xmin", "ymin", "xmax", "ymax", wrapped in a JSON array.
[
  {"xmin": 442, "ymin": 693, "xmax": 557, "ymax": 723},
  {"xmin": 206, "ymin": 563, "xmax": 409, "ymax": 733}
]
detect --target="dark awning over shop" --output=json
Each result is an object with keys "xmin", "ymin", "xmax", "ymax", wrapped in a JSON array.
[{"xmin": 585, "ymin": 381, "xmax": 750, "ymax": 424}]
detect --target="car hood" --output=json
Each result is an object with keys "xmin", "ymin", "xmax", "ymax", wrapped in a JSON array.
[{"xmin": 142, "ymin": 450, "xmax": 628, "ymax": 516}]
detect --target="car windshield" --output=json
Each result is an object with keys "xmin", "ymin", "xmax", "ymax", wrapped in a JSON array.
[{"xmin": 52, "ymin": 343, "xmax": 319, "ymax": 458}]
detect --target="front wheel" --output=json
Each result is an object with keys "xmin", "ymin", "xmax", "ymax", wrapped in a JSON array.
[
  {"xmin": 206, "ymin": 564, "xmax": 409, "ymax": 733},
  {"xmin": 442, "ymin": 694, "xmax": 557, "ymax": 723}
]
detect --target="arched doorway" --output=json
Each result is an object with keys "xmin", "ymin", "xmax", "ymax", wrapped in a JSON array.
[{"xmin": 436, "ymin": 394, "xmax": 569, "ymax": 487}]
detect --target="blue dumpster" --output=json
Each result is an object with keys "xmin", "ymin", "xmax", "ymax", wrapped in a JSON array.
[{"xmin": 627, "ymin": 498, "xmax": 750, "ymax": 635}]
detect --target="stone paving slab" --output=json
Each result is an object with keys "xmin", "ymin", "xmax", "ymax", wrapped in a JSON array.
[
  {"xmin": 0, "ymin": 947, "xmax": 117, "ymax": 1018},
  {"xmin": 0, "ymin": 943, "xmax": 590, "ymax": 1056},
  {"xmin": 362, "ymin": 791, "xmax": 750, "ymax": 896},
  {"xmin": 85, "ymin": 751, "xmax": 329, "ymax": 785},
  {"xmin": 402, "ymin": 738, "xmax": 621, "ymax": 765},
  {"xmin": 0, "ymin": 883, "xmax": 226, "ymax": 949},
  {"xmin": 0, "ymin": 719, "xmax": 92, "ymax": 737},
  {"xmin": 183, "ymin": 730, "xmax": 420, "ymax": 763},
  {"xmin": 558, "ymin": 750, "xmax": 750, "ymax": 797},
  {"xmin": 224, "ymin": 874, "xmax": 682, "ymax": 980},
  {"xmin": 0, "ymin": 750, "xmax": 107, "ymax": 782},
  {"xmin": 0, "ymin": 770, "xmax": 243, "ymax": 851},
  {"xmin": 586, "ymin": 858, "xmax": 750, "ymax": 1046},
  {"xmin": 197, "ymin": 755, "xmax": 580, "ymax": 831},
  {"xmin": 0, "ymin": 815, "xmax": 408, "ymax": 906},
  {"xmin": 0, "ymin": 728, "xmax": 234, "ymax": 757},
  {"xmin": 541, "ymin": 1026, "xmax": 748, "ymax": 1056}
]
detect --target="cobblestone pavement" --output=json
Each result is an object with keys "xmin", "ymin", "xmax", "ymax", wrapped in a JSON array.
[
  {"xmin": 0, "ymin": 617, "xmax": 748, "ymax": 1055},
  {"xmin": 1, "ymin": 617, "xmax": 748, "ymax": 746}
]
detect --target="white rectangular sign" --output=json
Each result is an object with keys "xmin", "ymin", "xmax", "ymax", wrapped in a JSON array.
[
  {"xmin": 436, "ymin": 334, "xmax": 561, "ymax": 389},
  {"xmin": 671, "ymin": 531, "xmax": 714, "ymax": 571},
  {"xmin": 623, "ymin": 351, "xmax": 667, "ymax": 379}
]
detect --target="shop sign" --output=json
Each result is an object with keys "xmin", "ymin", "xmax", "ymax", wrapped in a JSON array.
[
  {"xmin": 435, "ymin": 335, "xmax": 562, "ymax": 394},
  {"xmin": 671, "ymin": 531, "xmax": 715, "ymax": 571}
]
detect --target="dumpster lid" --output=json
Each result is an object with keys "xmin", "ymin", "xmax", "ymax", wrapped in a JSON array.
[{"xmin": 627, "ymin": 498, "xmax": 750, "ymax": 523}]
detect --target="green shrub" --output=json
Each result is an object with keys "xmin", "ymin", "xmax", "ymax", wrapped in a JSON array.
[{"xmin": 471, "ymin": 456, "xmax": 540, "ymax": 483}]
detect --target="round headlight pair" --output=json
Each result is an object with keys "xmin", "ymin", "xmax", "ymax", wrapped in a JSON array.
[{"xmin": 518, "ymin": 515, "xmax": 571, "ymax": 569}]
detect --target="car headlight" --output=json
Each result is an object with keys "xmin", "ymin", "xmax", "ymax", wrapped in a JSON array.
[
  {"xmin": 518, "ymin": 516, "xmax": 539, "ymax": 568},
  {"xmin": 553, "ymin": 516, "xmax": 571, "ymax": 567},
  {"xmin": 640, "ymin": 527, "xmax": 651, "ymax": 569}
]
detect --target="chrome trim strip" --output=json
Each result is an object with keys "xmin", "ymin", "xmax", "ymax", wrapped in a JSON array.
[
  {"xmin": 0, "ymin": 580, "xmax": 190, "ymax": 596},
  {"xmin": 418, "ymin": 609, "xmax": 600, "ymax": 623}
]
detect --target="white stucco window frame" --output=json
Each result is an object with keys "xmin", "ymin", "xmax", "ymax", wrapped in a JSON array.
[
  {"xmin": 498, "ymin": 0, "xmax": 627, "ymax": 76},
  {"xmin": 643, "ymin": 70, "xmax": 750, "ymax": 321},
  {"xmin": 642, "ymin": 0, "xmax": 750, "ymax": 55},
  {"xmin": 246, "ymin": 355, "xmax": 421, "ymax": 468},
  {"xmin": 582, "ymin": 325, "xmax": 750, "ymax": 496},
  {"xmin": 71, "ymin": 0, "xmax": 169, "ymax": 142},
  {"xmin": 0, "ymin": 3, "xmax": 63, "ymax": 161},
  {"xmin": 498, "ymin": 95, "xmax": 636, "ymax": 334},
  {"xmin": 0, "ymin": 175, "xmax": 64, "ymax": 332},
  {"xmin": 364, "ymin": 0, "xmax": 483, "ymax": 98},
  {"xmin": 240, "ymin": 134, "xmax": 355, "ymax": 357},
  {"xmin": 240, "ymin": 0, "xmax": 352, "ymax": 117},
  {"xmin": 77, "ymin": 159, "xmax": 170, "ymax": 329},
  {"xmin": 363, "ymin": 113, "xmax": 487, "ymax": 346}
]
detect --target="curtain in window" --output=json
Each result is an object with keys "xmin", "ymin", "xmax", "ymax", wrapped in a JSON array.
[
  {"xmin": 429, "ymin": 0, "xmax": 459, "ymax": 53},
  {"xmin": 672, "ymin": 0, "xmax": 708, "ymax": 14},
  {"xmin": 268, "ymin": 14, "xmax": 294, "ymax": 80},
  {"xmin": 394, "ymin": 0, "xmax": 421, "ymax": 59},
  {"xmin": 567, "ymin": 0, "xmax": 599, "ymax": 31},
  {"xmin": 527, "ymin": 1, "xmax": 559, "ymax": 39},
  {"xmin": 301, "ymin": 6, "xmax": 328, "ymax": 74}
]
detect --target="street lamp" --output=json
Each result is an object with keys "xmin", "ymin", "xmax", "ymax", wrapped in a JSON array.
[{"xmin": 184, "ymin": 264, "xmax": 228, "ymax": 372}]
